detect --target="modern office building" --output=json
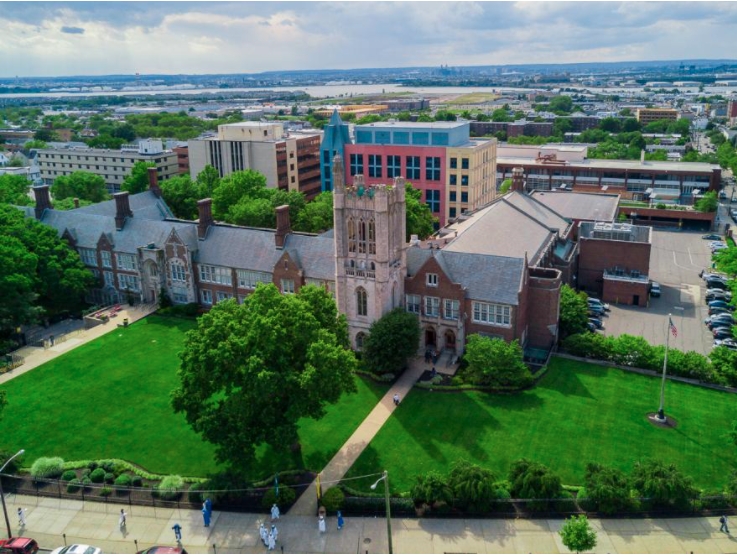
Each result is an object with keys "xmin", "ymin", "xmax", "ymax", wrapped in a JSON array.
[
  {"xmin": 188, "ymin": 122, "xmax": 323, "ymax": 201},
  {"xmin": 319, "ymin": 111, "xmax": 352, "ymax": 193},
  {"xmin": 36, "ymin": 139, "xmax": 179, "ymax": 193},
  {"xmin": 636, "ymin": 108, "xmax": 679, "ymax": 124}
]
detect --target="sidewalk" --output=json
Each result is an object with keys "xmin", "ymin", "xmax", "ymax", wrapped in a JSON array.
[{"xmin": 6, "ymin": 492, "xmax": 737, "ymax": 553}]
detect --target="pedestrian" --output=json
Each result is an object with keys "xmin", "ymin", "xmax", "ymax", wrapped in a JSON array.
[
  {"xmin": 204, "ymin": 497, "xmax": 213, "ymax": 518},
  {"xmin": 271, "ymin": 503, "xmax": 280, "ymax": 520},
  {"xmin": 393, "ymin": 393, "xmax": 400, "ymax": 406},
  {"xmin": 49, "ymin": 334, "xmax": 55, "ymax": 346},
  {"xmin": 119, "ymin": 509, "xmax": 127, "ymax": 529},
  {"xmin": 318, "ymin": 514, "xmax": 326, "ymax": 533},
  {"xmin": 202, "ymin": 505, "xmax": 210, "ymax": 527},
  {"xmin": 172, "ymin": 523, "xmax": 182, "ymax": 542},
  {"xmin": 720, "ymin": 514, "xmax": 730, "ymax": 534},
  {"xmin": 337, "ymin": 510, "xmax": 344, "ymax": 530},
  {"xmin": 271, "ymin": 523, "xmax": 278, "ymax": 542},
  {"xmin": 267, "ymin": 531, "xmax": 276, "ymax": 551},
  {"xmin": 17, "ymin": 508, "xmax": 26, "ymax": 527},
  {"xmin": 260, "ymin": 523, "xmax": 268, "ymax": 545},
  {"xmin": 431, "ymin": 367, "xmax": 437, "ymax": 378}
]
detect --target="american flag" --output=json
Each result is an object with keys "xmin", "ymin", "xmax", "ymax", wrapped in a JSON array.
[{"xmin": 669, "ymin": 317, "xmax": 678, "ymax": 338}]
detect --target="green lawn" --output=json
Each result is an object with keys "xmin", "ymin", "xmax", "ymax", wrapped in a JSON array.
[
  {"xmin": 1, "ymin": 315, "xmax": 387, "ymax": 479},
  {"xmin": 344, "ymin": 357, "xmax": 737, "ymax": 493}
]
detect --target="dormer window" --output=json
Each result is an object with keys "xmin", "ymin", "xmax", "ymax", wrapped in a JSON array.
[{"xmin": 426, "ymin": 273, "xmax": 438, "ymax": 287}]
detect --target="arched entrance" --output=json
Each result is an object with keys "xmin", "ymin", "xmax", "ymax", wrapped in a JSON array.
[
  {"xmin": 424, "ymin": 327, "xmax": 436, "ymax": 349},
  {"xmin": 444, "ymin": 330, "xmax": 456, "ymax": 351}
]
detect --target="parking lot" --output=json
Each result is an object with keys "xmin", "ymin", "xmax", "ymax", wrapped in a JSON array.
[{"xmin": 601, "ymin": 229, "xmax": 717, "ymax": 355}]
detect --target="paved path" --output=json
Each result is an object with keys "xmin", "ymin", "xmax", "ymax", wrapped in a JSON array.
[
  {"xmin": 289, "ymin": 358, "xmax": 428, "ymax": 516},
  {"xmin": 6, "ymin": 492, "xmax": 737, "ymax": 553}
]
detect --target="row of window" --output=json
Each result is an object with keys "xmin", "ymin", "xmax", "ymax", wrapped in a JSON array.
[
  {"xmin": 199, "ymin": 278, "xmax": 298, "ymax": 305},
  {"xmin": 449, "ymin": 157, "xmax": 470, "ymax": 170},
  {"xmin": 79, "ymin": 248, "xmax": 135, "ymax": 271},
  {"xmin": 40, "ymin": 154, "xmax": 165, "ymax": 163},
  {"xmin": 349, "ymin": 154, "xmax": 442, "ymax": 181},
  {"xmin": 406, "ymin": 294, "xmax": 511, "ymax": 326}
]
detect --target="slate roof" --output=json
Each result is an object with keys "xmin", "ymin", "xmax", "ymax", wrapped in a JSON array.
[
  {"xmin": 407, "ymin": 246, "xmax": 524, "ymax": 306},
  {"xmin": 530, "ymin": 190, "xmax": 619, "ymax": 222},
  {"xmin": 502, "ymin": 192, "xmax": 571, "ymax": 238},
  {"xmin": 73, "ymin": 191, "xmax": 173, "ymax": 221}
]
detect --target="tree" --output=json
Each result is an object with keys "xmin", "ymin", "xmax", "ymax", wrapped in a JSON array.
[
  {"xmin": 434, "ymin": 110, "xmax": 456, "ymax": 122},
  {"xmin": 23, "ymin": 139, "xmax": 48, "ymax": 150},
  {"xmin": 160, "ymin": 175, "xmax": 202, "ymax": 220},
  {"xmin": 695, "ymin": 191, "xmax": 718, "ymax": 213},
  {"xmin": 171, "ymin": 284, "xmax": 357, "ymax": 472},
  {"xmin": 548, "ymin": 95, "xmax": 573, "ymax": 114},
  {"xmin": 583, "ymin": 462, "xmax": 632, "ymax": 514},
  {"xmin": 362, "ymin": 308, "xmax": 420, "ymax": 376},
  {"xmin": 491, "ymin": 108, "xmax": 512, "ymax": 122},
  {"xmin": 294, "ymin": 191, "xmax": 333, "ymax": 233},
  {"xmin": 121, "ymin": 161, "xmax": 155, "ymax": 194},
  {"xmin": 52, "ymin": 171, "xmax": 110, "ymax": 203},
  {"xmin": 631, "ymin": 459, "xmax": 698, "ymax": 508},
  {"xmin": 411, "ymin": 471, "xmax": 453, "ymax": 507},
  {"xmin": 559, "ymin": 285, "xmax": 589, "ymax": 339},
  {"xmin": 33, "ymin": 128, "xmax": 56, "ymax": 142},
  {"xmin": 212, "ymin": 170, "xmax": 269, "ymax": 220},
  {"xmin": 464, "ymin": 334, "xmax": 532, "ymax": 387},
  {"xmin": 0, "ymin": 174, "xmax": 32, "ymax": 206},
  {"xmin": 195, "ymin": 165, "xmax": 221, "ymax": 197},
  {"xmin": 553, "ymin": 117, "xmax": 572, "ymax": 137},
  {"xmin": 508, "ymin": 459, "xmax": 563, "ymax": 510},
  {"xmin": 499, "ymin": 179, "xmax": 512, "ymax": 194},
  {"xmin": 599, "ymin": 117, "xmax": 621, "ymax": 133},
  {"xmin": 405, "ymin": 182, "xmax": 436, "ymax": 240},
  {"xmin": 559, "ymin": 515, "xmax": 597, "ymax": 553},
  {"xmin": 52, "ymin": 198, "xmax": 93, "ymax": 211},
  {"xmin": 448, "ymin": 459, "xmax": 499, "ymax": 512}
]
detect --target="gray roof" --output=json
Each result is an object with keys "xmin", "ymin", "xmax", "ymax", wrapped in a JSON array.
[
  {"xmin": 502, "ymin": 192, "xmax": 571, "ymax": 238},
  {"xmin": 407, "ymin": 247, "xmax": 524, "ymax": 306},
  {"xmin": 530, "ymin": 190, "xmax": 620, "ymax": 222},
  {"xmin": 74, "ymin": 191, "xmax": 173, "ymax": 221}
]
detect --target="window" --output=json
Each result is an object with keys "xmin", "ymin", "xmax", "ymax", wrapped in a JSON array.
[
  {"xmin": 216, "ymin": 291, "xmax": 232, "ymax": 303},
  {"xmin": 355, "ymin": 332, "xmax": 366, "ymax": 350},
  {"xmin": 171, "ymin": 286, "xmax": 188, "ymax": 304},
  {"xmin": 426, "ymin": 157, "xmax": 441, "ymax": 181},
  {"xmin": 461, "ymin": 192, "xmax": 469, "ymax": 203},
  {"xmin": 281, "ymin": 279, "xmax": 295, "ymax": 294},
  {"xmin": 116, "ymin": 253, "xmax": 137, "ymax": 271},
  {"xmin": 449, "ymin": 191, "xmax": 457, "ymax": 202},
  {"xmin": 368, "ymin": 154, "xmax": 382, "ymax": 178},
  {"xmin": 450, "ymin": 157, "xmax": 458, "ymax": 169},
  {"xmin": 199, "ymin": 265, "xmax": 232, "ymax": 285},
  {"xmin": 406, "ymin": 294, "xmax": 421, "ymax": 314},
  {"xmin": 461, "ymin": 175, "xmax": 469, "ymax": 186},
  {"xmin": 387, "ymin": 155, "xmax": 401, "ymax": 178},
  {"xmin": 356, "ymin": 287, "xmax": 368, "ymax": 316},
  {"xmin": 426, "ymin": 189, "xmax": 440, "ymax": 213},
  {"xmin": 472, "ymin": 302, "xmax": 511, "ymax": 326},
  {"xmin": 461, "ymin": 158, "xmax": 470, "ymax": 170},
  {"xmin": 237, "ymin": 270, "xmax": 271, "ymax": 289},
  {"xmin": 444, "ymin": 299, "xmax": 460, "ymax": 321},
  {"xmin": 426, "ymin": 273, "xmax": 438, "ymax": 287},
  {"xmin": 424, "ymin": 296, "xmax": 440, "ymax": 317},
  {"xmin": 347, "ymin": 217, "xmax": 356, "ymax": 253},
  {"xmin": 171, "ymin": 262, "xmax": 186, "ymax": 282},
  {"xmin": 103, "ymin": 271, "xmax": 115, "ymax": 287},
  {"xmin": 201, "ymin": 289, "xmax": 213, "ymax": 305},
  {"xmin": 101, "ymin": 251, "xmax": 112, "ymax": 268},
  {"xmin": 118, "ymin": 273, "xmax": 140, "ymax": 292},
  {"xmin": 350, "ymin": 153, "xmax": 363, "ymax": 176},
  {"xmin": 406, "ymin": 156, "xmax": 420, "ymax": 180},
  {"xmin": 449, "ymin": 174, "xmax": 457, "ymax": 186},
  {"xmin": 449, "ymin": 207, "xmax": 457, "ymax": 218},
  {"xmin": 79, "ymin": 248, "xmax": 97, "ymax": 266}
]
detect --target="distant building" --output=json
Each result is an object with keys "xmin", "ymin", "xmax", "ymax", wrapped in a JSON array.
[
  {"xmin": 384, "ymin": 98, "xmax": 430, "ymax": 112},
  {"xmin": 636, "ymin": 108, "xmax": 679, "ymax": 125},
  {"xmin": 188, "ymin": 122, "xmax": 323, "ymax": 201},
  {"xmin": 313, "ymin": 105, "xmax": 388, "ymax": 118},
  {"xmin": 36, "ymin": 139, "xmax": 178, "ymax": 193},
  {"xmin": 319, "ymin": 111, "xmax": 351, "ymax": 193},
  {"xmin": 172, "ymin": 145, "xmax": 189, "ymax": 175}
]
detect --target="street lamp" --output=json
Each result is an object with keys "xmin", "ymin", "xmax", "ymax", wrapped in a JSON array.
[
  {"xmin": 0, "ymin": 449, "xmax": 24, "ymax": 538},
  {"xmin": 370, "ymin": 471, "xmax": 393, "ymax": 554}
]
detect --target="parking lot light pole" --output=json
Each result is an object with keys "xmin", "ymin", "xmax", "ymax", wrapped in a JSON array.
[{"xmin": 0, "ymin": 449, "xmax": 25, "ymax": 538}]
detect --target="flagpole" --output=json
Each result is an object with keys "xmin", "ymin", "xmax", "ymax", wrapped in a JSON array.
[{"xmin": 656, "ymin": 313, "xmax": 670, "ymax": 422}]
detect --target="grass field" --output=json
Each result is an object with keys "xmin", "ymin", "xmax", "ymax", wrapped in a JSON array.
[
  {"xmin": 1, "ymin": 315, "xmax": 387, "ymax": 479},
  {"xmin": 344, "ymin": 357, "xmax": 737, "ymax": 493},
  {"xmin": 444, "ymin": 92, "xmax": 499, "ymax": 105}
]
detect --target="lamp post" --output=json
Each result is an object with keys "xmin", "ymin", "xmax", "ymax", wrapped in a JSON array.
[
  {"xmin": 370, "ymin": 471, "xmax": 393, "ymax": 554},
  {"xmin": 0, "ymin": 449, "xmax": 25, "ymax": 538}
]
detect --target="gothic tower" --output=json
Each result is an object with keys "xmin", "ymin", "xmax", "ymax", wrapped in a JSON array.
[{"xmin": 333, "ymin": 155, "xmax": 407, "ymax": 349}]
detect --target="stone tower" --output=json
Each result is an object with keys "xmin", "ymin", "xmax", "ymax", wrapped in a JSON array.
[{"xmin": 333, "ymin": 155, "xmax": 407, "ymax": 349}]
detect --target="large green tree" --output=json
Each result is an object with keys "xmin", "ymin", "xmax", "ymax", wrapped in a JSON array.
[
  {"xmin": 160, "ymin": 175, "xmax": 202, "ymax": 220},
  {"xmin": 583, "ymin": 462, "xmax": 632, "ymax": 515},
  {"xmin": 405, "ymin": 182, "xmax": 436, "ymax": 240},
  {"xmin": 559, "ymin": 285, "xmax": 589, "ymax": 339},
  {"xmin": 447, "ymin": 459, "xmax": 499, "ymax": 513},
  {"xmin": 121, "ymin": 161, "xmax": 155, "ymax": 194},
  {"xmin": 508, "ymin": 459, "xmax": 563, "ymax": 510},
  {"xmin": 464, "ymin": 334, "xmax": 532, "ymax": 387},
  {"xmin": 0, "ymin": 174, "xmax": 33, "ymax": 206},
  {"xmin": 631, "ymin": 459, "xmax": 698, "ymax": 508},
  {"xmin": 361, "ymin": 308, "xmax": 420, "ymax": 376},
  {"xmin": 171, "ymin": 284, "xmax": 357, "ymax": 471},
  {"xmin": 52, "ymin": 171, "xmax": 110, "ymax": 203}
]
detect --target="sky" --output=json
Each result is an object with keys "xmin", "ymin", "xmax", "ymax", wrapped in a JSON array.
[{"xmin": 0, "ymin": 1, "xmax": 736, "ymax": 78}]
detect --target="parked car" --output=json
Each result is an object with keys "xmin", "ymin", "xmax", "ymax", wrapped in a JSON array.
[
  {"xmin": 707, "ymin": 315, "xmax": 735, "ymax": 329},
  {"xmin": 706, "ymin": 291, "xmax": 733, "ymax": 302},
  {"xmin": 137, "ymin": 547, "xmax": 188, "ymax": 554},
  {"xmin": 0, "ymin": 538, "xmax": 39, "ymax": 554},
  {"xmin": 714, "ymin": 338, "xmax": 737, "ymax": 349},
  {"xmin": 708, "ymin": 300, "xmax": 735, "ymax": 310},
  {"xmin": 587, "ymin": 322, "xmax": 597, "ymax": 332},
  {"xmin": 588, "ymin": 317, "xmax": 605, "ymax": 330},
  {"xmin": 587, "ymin": 298, "xmax": 610, "ymax": 311},
  {"xmin": 712, "ymin": 245, "xmax": 729, "ymax": 253},
  {"xmin": 702, "ymin": 271, "xmax": 729, "ymax": 281},
  {"xmin": 703, "ymin": 233, "xmax": 723, "ymax": 240},
  {"xmin": 50, "ymin": 546, "xmax": 102, "ymax": 555},
  {"xmin": 706, "ymin": 280, "xmax": 729, "ymax": 290},
  {"xmin": 709, "ymin": 241, "xmax": 727, "ymax": 248},
  {"xmin": 713, "ymin": 328, "xmax": 735, "ymax": 340},
  {"xmin": 709, "ymin": 306, "xmax": 732, "ymax": 316},
  {"xmin": 650, "ymin": 282, "xmax": 661, "ymax": 297},
  {"xmin": 588, "ymin": 308, "xmax": 606, "ymax": 318}
]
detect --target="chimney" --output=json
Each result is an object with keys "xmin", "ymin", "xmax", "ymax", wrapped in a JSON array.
[
  {"xmin": 114, "ymin": 192, "xmax": 133, "ymax": 230},
  {"xmin": 33, "ymin": 185, "xmax": 52, "ymax": 219},
  {"xmin": 640, "ymin": 149, "xmax": 646, "ymax": 164},
  {"xmin": 197, "ymin": 198, "xmax": 214, "ymax": 240},
  {"xmin": 147, "ymin": 167, "xmax": 161, "ymax": 198},
  {"xmin": 332, "ymin": 155, "xmax": 345, "ymax": 190},
  {"xmin": 275, "ymin": 205, "xmax": 291, "ymax": 248},
  {"xmin": 511, "ymin": 167, "xmax": 525, "ymax": 193},
  {"xmin": 73, "ymin": 198, "xmax": 80, "ymax": 209}
]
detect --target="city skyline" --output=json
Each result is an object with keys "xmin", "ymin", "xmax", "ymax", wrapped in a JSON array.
[{"xmin": 1, "ymin": 1, "xmax": 737, "ymax": 78}]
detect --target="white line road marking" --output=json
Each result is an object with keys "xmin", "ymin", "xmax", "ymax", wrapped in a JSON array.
[{"xmin": 673, "ymin": 250, "xmax": 693, "ymax": 271}]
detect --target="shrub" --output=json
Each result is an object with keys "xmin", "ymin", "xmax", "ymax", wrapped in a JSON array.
[
  {"xmin": 508, "ymin": 459, "xmax": 563, "ymax": 511},
  {"xmin": 30, "ymin": 457, "xmax": 65, "ymax": 479},
  {"xmin": 131, "ymin": 475, "xmax": 143, "ymax": 487},
  {"xmin": 448, "ymin": 459, "xmax": 498, "ymax": 513},
  {"xmin": 157, "ymin": 475, "xmax": 185, "ymax": 501},
  {"xmin": 261, "ymin": 486, "xmax": 296, "ymax": 510},
  {"xmin": 82, "ymin": 477, "xmax": 91, "ymax": 486},
  {"xmin": 81, "ymin": 468, "xmax": 91, "ymax": 478},
  {"xmin": 104, "ymin": 472, "xmax": 115, "ymax": 484},
  {"xmin": 67, "ymin": 479, "xmax": 82, "ymax": 493},
  {"xmin": 188, "ymin": 485, "xmax": 204, "ymax": 504},
  {"xmin": 99, "ymin": 487, "xmax": 112, "ymax": 497},
  {"xmin": 87, "ymin": 461, "xmax": 99, "ymax": 471},
  {"xmin": 99, "ymin": 460, "xmax": 116, "ymax": 473},
  {"xmin": 411, "ymin": 471, "xmax": 453, "ymax": 507},
  {"xmin": 321, "ymin": 487, "xmax": 345, "ymax": 512},
  {"xmin": 61, "ymin": 470, "xmax": 78, "ymax": 482},
  {"xmin": 583, "ymin": 463, "xmax": 632, "ymax": 515},
  {"xmin": 631, "ymin": 459, "xmax": 697, "ymax": 509},
  {"xmin": 463, "ymin": 335, "xmax": 532, "ymax": 388},
  {"xmin": 89, "ymin": 468, "xmax": 106, "ymax": 484},
  {"xmin": 113, "ymin": 463, "xmax": 127, "ymax": 476},
  {"xmin": 114, "ymin": 474, "xmax": 132, "ymax": 492}
]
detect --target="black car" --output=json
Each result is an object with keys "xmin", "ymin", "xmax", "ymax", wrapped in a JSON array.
[
  {"xmin": 588, "ymin": 317, "xmax": 605, "ymax": 329},
  {"xmin": 706, "ymin": 280, "xmax": 728, "ymax": 290},
  {"xmin": 713, "ymin": 328, "xmax": 735, "ymax": 340},
  {"xmin": 709, "ymin": 306, "xmax": 732, "ymax": 316}
]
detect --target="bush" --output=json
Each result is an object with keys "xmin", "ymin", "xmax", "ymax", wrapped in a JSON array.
[
  {"xmin": 61, "ymin": 470, "xmax": 78, "ymax": 482},
  {"xmin": 508, "ymin": 459, "xmax": 563, "ymax": 512},
  {"xmin": 631, "ymin": 459, "xmax": 698, "ymax": 509},
  {"xmin": 583, "ymin": 463, "xmax": 632, "ymax": 515},
  {"xmin": 411, "ymin": 471, "xmax": 453, "ymax": 507},
  {"xmin": 88, "ymin": 461, "xmax": 99, "ymax": 471},
  {"xmin": 321, "ymin": 487, "xmax": 345, "ymax": 512},
  {"xmin": 81, "ymin": 468, "xmax": 91, "ymax": 478},
  {"xmin": 131, "ymin": 475, "xmax": 143, "ymax": 487},
  {"xmin": 89, "ymin": 468, "xmax": 106, "ymax": 484},
  {"xmin": 448, "ymin": 459, "xmax": 498, "ymax": 513},
  {"xmin": 188, "ymin": 484, "xmax": 204, "ymax": 504},
  {"xmin": 99, "ymin": 487, "xmax": 112, "ymax": 497},
  {"xmin": 114, "ymin": 474, "xmax": 132, "ymax": 492},
  {"xmin": 261, "ymin": 486, "xmax": 296, "ymax": 510},
  {"xmin": 30, "ymin": 457, "xmax": 65, "ymax": 479},
  {"xmin": 104, "ymin": 472, "xmax": 115, "ymax": 484},
  {"xmin": 82, "ymin": 477, "xmax": 91, "ymax": 486},
  {"xmin": 99, "ymin": 460, "xmax": 116, "ymax": 473},
  {"xmin": 67, "ymin": 479, "xmax": 82, "ymax": 493},
  {"xmin": 157, "ymin": 475, "xmax": 185, "ymax": 501}
]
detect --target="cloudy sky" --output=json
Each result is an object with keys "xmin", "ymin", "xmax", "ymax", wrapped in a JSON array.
[{"xmin": 0, "ymin": 1, "xmax": 736, "ymax": 78}]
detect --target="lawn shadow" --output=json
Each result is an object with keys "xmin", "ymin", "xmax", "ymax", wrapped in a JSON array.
[{"xmin": 536, "ymin": 360, "xmax": 598, "ymax": 399}]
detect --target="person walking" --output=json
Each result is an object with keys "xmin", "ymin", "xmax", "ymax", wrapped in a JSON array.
[
  {"xmin": 267, "ymin": 530, "xmax": 276, "ymax": 551},
  {"xmin": 337, "ymin": 510, "xmax": 344, "ymax": 530},
  {"xmin": 720, "ymin": 515, "xmax": 730, "ymax": 534},
  {"xmin": 202, "ymin": 505, "xmax": 211, "ymax": 527},
  {"xmin": 393, "ymin": 393, "xmax": 400, "ymax": 406},
  {"xmin": 270, "ymin": 503, "xmax": 280, "ymax": 521},
  {"xmin": 260, "ymin": 523, "xmax": 268, "ymax": 545},
  {"xmin": 172, "ymin": 523, "xmax": 182, "ymax": 542},
  {"xmin": 271, "ymin": 523, "xmax": 278, "ymax": 542},
  {"xmin": 318, "ymin": 515, "xmax": 326, "ymax": 533},
  {"xmin": 119, "ymin": 509, "xmax": 127, "ymax": 529},
  {"xmin": 17, "ymin": 508, "xmax": 26, "ymax": 527}
]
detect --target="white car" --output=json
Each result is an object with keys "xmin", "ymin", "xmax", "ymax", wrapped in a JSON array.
[{"xmin": 51, "ymin": 545, "xmax": 102, "ymax": 555}]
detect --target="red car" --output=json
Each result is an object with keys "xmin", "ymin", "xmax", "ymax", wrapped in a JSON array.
[{"xmin": 0, "ymin": 538, "xmax": 40, "ymax": 554}]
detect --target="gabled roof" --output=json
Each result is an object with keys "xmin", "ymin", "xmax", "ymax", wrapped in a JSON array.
[
  {"xmin": 74, "ymin": 190, "xmax": 173, "ymax": 221},
  {"xmin": 530, "ymin": 190, "xmax": 620, "ymax": 222},
  {"xmin": 502, "ymin": 192, "xmax": 571, "ymax": 239},
  {"xmin": 407, "ymin": 247, "xmax": 524, "ymax": 306}
]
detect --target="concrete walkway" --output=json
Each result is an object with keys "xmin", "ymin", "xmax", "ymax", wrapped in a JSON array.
[
  {"xmin": 6, "ymin": 492, "xmax": 737, "ymax": 554},
  {"xmin": 289, "ymin": 357, "xmax": 429, "ymax": 516}
]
